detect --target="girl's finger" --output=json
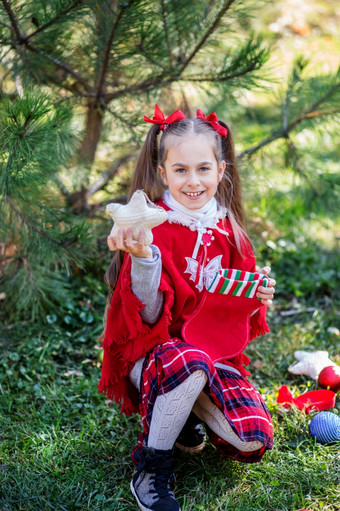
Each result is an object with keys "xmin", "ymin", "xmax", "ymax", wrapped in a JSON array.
[
  {"xmin": 125, "ymin": 228, "xmax": 134, "ymax": 249},
  {"xmin": 258, "ymin": 286, "xmax": 275, "ymax": 295},
  {"xmin": 137, "ymin": 230, "xmax": 146, "ymax": 246},
  {"xmin": 262, "ymin": 299, "xmax": 273, "ymax": 306},
  {"xmin": 116, "ymin": 228, "xmax": 125, "ymax": 250},
  {"xmin": 257, "ymin": 290, "xmax": 275, "ymax": 302},
  {"xmin": 259, "ymin": 266, "xmax": 271, "ymax": 275},
  {"xmin": 107, "ymin": 235, "xmax": 117, "ymax": 251}
]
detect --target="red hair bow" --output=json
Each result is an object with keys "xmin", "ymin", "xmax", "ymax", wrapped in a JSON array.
[
  {"xmin": 144, "ymin": 104, "xmax": 186, "ymax": 131},
  {"xmin": 196, "ymin": 109, "xmax": 228, "ymax": 138}
]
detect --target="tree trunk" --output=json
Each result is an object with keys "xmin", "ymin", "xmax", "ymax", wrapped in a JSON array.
[
  {"xmin": 78, "ymin": 98, "xmax": 104, "ymax": 165},
  {"xmin": 69, "ymin": 98, "xmax": 104, "ymax": 212}
]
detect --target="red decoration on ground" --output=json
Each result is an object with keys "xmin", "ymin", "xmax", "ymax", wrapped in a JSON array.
[
  {"xmin": 277, "ymin": 385, "xmax": 336, "ymax": 414},
  {"xmin": 318, "ymin": 365, "xmax": 340, "ymax": 392}
]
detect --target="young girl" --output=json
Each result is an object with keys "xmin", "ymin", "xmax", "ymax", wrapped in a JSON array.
[{"xmin": 98, "ymin": 105, "xmax": 276, "ymax": 511}]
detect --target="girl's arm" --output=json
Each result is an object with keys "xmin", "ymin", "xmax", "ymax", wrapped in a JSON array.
[
  {"xmin": 130, "ymin": 245, "xmax": 164, "ymax": 324},
  {"xmin": 107, "ymin": 228, "xmax": 164, "ymax": 324}
]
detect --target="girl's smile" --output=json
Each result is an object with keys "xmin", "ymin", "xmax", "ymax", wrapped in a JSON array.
[{"xmin": 158, "ymin": 135, "xmax": 225, "ymax": 210}]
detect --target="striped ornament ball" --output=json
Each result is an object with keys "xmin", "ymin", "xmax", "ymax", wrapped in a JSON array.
[{"xmin": 309, "ymin": 412, "xmax": 340, "ymax": 444}]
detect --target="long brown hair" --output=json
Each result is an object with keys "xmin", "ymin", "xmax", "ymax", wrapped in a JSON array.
[{"xmin": 100, "ymin": 115, "xmax": 250, "ymax": 333}]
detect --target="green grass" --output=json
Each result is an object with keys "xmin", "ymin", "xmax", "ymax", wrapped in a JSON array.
[{"xmin": 1, "ymin": 243, "xmax": 339, "ymax": 511}]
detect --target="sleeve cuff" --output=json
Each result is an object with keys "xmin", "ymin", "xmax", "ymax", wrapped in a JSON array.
[{"xmin": 130, "ymin": 244, "xmax": 161, "ymax": 266}]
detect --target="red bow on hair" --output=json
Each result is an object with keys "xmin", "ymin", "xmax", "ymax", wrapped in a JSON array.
[
  {"xmin": 196, "ymin": 109, "xmax": 228, "ymax": 138},
  {"xmin": 144, "ymin": 104, "xmax": 186, "ymax": 131}
]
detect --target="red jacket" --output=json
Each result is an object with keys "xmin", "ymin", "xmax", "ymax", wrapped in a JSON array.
[{"xmin": 98, "ymin": 203, "xmax": 269, "ymax": 415}]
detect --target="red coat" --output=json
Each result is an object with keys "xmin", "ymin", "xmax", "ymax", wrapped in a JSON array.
[{"xmin": 98, "ymin": 202, "xmax": 270, "ymax": 415}]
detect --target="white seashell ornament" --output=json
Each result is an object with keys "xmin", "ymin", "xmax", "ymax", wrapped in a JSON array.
[{"xmin": 106, "ymin": 190, "xmax": 168, "ymax": 245}]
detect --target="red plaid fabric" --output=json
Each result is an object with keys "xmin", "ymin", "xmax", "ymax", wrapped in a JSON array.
[{"xmin": 134, "ymin": 339, "xmax": 273, "ymax": 464}]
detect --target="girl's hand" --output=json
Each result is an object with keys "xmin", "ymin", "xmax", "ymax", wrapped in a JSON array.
[
  {"xmin": 257, "ymin": 266, "xmax": 276, "ymax": 307},
  {"xmin": 107, "ymin": 228, "xmax": 152, "ymax": 259}
]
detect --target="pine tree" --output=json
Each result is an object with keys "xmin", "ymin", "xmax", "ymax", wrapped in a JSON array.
[
  {"xmin": 0, "ymin": 0, "xmax": 270, "ymax": 208},
  {"xmin": 0, "ymin": 91, "xmax": 90, "ymax": 318},
  {"xmin": 0, "ymin": 1, "xmax": 339, "ymax": 318},
  {"xmin": 0, "ymin": 0, "xmax": 271, "ymax": 317}
]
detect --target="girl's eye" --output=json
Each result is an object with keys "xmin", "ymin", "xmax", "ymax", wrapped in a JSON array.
[
  {"xmin": 175, "ymin": 168, "xmax": 186, "ymax": 173},
  {"xmin": 199, "ymin": 167, "xmax": 209, "ymax": 172}
]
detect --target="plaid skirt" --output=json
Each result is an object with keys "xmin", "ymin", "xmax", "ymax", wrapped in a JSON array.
[{"xmin": 134, "ymin": 338, "xmax": 273, "ymax": 463}]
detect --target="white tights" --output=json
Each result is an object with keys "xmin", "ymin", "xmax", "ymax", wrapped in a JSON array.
[
  {"xmin": 130, "ymin": 359, "xmax": 263, "ymax": 452},
  {"xmin": 148, "ymin": 370, "xmax": 207, "ymax": 450}
]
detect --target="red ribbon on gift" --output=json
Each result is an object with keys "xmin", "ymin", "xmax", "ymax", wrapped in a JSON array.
[
  {"xmin": 144, "ymin": 104, "xmax": 186, "ymax": 131},
  {"xmin": 196, "ymin": 109, "xmax": 228, "ymax": 138}
]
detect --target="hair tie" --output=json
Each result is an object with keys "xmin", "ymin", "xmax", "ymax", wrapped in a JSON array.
[
  {"xmin": 144, "ymin": 104, "xmax": 186, "ymax": 131},
  {"xmin": 196, "ymin": 109, "xmax": 228, "ymax": 138}
]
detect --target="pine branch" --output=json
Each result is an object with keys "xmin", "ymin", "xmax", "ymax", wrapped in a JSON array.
[
  {"xmin": 283, "ymin": 57, "xmax": 308, "ymax": 130},
  {"xmin": 19, "ymin": 108, "xmax": 34, "ymax": 138},
  {"xmin": 22, "ymin": 43, "xmax": 46, "ymax": 83},
  {"xmin": 160, "ymin": 0, "xmax": 174, "ymax": 66},
  {"xmin": 103, "ymin": 1, "xmax": 236, "ymax": 102},
  {"xmin": 54, "ymin": 175, "xmax": 71, "ymax": 198},
  {"xmin": 239, "ymin": 82, "xmax": 340, "ymax": 158},
  {"xmin": 284, "ymin": 137, "xmax": 316, "ymax": 188},
  {"xmin": 5, "ymin": 195, "xmax": 77, "ymax": 248},
  {"xmin": 104, "ymin": 60, "xmax": 261, "ymax": 100},
  {"xmin": 88, "ymin": 154, "xmax": 136, "ymax": 197},
  {"xmin": 0, "ymin": 39, "xmax": 93, "ymax": 94},
  {"xmin": 179, "ymin": 0, "xmax": 235, "ymax": 73},
  {"xmin": 173, "ymin": 5, "xmax": 184, "ymax": 61},
  {"xmin": 103, "ymin": 77, "xmax": 161, "ymax": 101},
  {"xmin": 136, "ymin": 40, "xmax": 167, "ymax": 71},
  {"xmin": 97, "ymin": 192, "xmax": 128, "ymax": 206},
  {"xmin": 0, "ymin": 19, "xmax": 11, "ymax": 30},
  {"xmin": 20, "ymin": 256, "xmax": 43, "ymax": 295},
  {"xmin": 24, "ymin": 0, "xmax": 85, "ymax": 41},
  {"xmin": 1, "ymin": 0, "xmax": 92, "ymax": 93},
  {"xmin": 179, "ymin": 64, "xmax": 259, "ymax": 83},
  {"xmin": 102, "ymin": 1, "xmax": 241, "ymax": 103},
  {"xmin": 98, "ymin": 97, "xmax": 139, "ymax": 142},
  {"xmin": 95, "ymin": 1, "xmax": 134, "ymax": 97},
  {"xmin": 25, "ymin": 42, "xmax": 92, "ymax": 92},
  {"xmin": 1, "ymin": 0, "xmax": 23, "ymax": 39},
  {"xmin": 238, "ymin": 131, "xmax": 283, "ymax": 158},
  {"xmin": 282, "ymin": 90, "xmax": 290, "ymax": 131},
  {"xmin": 306, "ymin": 81, "xmax": 340, "ymax": 114}
]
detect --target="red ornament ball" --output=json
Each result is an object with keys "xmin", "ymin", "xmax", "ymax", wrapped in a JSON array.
[{"xmin": 318, "ymin": 365, "xmax": 340, "ymax": 392}]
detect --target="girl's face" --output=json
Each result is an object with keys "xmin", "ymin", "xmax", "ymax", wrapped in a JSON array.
[{"xmin": 158, "ymin": 134, "xmax": 225, "ymax": 210}]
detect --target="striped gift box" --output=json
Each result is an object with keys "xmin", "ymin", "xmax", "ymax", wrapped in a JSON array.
[{"xmin": 208, "ymin": 268, "xmax": 269, "ymax": 300}]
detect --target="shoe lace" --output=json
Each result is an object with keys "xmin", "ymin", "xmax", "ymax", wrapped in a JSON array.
[{"xmin": 149, "ymin": 458, "xmax": 174, "ymax": 499}]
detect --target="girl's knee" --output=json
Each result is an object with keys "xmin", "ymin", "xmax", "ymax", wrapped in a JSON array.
[
  {"xmin": 191, "ymin": 369, "xmax": 207, "ymax": 380},
  {"xmin": 185, "ymin": 369, "xmax": 208, "ymax": 390},
  {"xmin": 239, "ymin": 440, "xmax": 264, "ymax": 452}
]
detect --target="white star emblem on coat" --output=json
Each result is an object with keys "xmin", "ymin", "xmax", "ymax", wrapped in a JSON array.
[
  {"xmin": 106, "ymin": 190, "xmax": 168, "ymax": 245},
  {"xmin": 184, "ymin": 255, "xmax": 223, "ymax": 292}
]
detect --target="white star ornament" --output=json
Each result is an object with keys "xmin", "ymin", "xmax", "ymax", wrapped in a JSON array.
[
  {"xmin": 288, "ymin": 350, "xmax": 336, "ymax": 380},
  {"xmin": 106, "ymin": 190, "xmax": 168, "ymax": 245}
]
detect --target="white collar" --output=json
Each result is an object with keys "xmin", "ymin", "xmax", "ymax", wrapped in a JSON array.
[{"xmin": 163, "ymin": 190, "xmax": 227, "ymax": 231}]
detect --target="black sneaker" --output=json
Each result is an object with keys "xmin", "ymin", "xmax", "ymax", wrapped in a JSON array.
[
  {"xmin": 175, "ymin": 412, "xmax": 206, "ymax": 454},
  {"xmin": 130, "ymin": 446, "xmax": 181, "ymax": 511}
]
